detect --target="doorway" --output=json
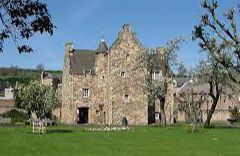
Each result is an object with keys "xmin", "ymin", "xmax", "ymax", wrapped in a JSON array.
[{"xmin": 77, "ymin": 107, "xmax": 89, "ymax": 124}]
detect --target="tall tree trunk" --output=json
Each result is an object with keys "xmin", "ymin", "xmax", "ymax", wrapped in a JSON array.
[
  {"xmin": 204, "ymin": 97, "xmax": 219, "ymax": 127},
  {"xmin": 205, "ymin": 81, "xmax": 220, "ymax": 127}
]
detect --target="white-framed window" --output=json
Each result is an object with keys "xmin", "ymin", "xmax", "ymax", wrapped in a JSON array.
[
  {"xmin": 124, "ymin": 94, "xmax": 129, "ymax": 103},
  {"xmin": 120, "ymin": 71, "xmax": 125, "ymax": 78},
  {"xmin": 152, "ymin": 70, "xmax": 162, "ymax": 80},
  {"xmin": 82, "ymin": 88, "xmax": 89, "ymax": 98}
]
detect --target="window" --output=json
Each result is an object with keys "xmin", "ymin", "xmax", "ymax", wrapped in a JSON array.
[
  {"xmin": 82, "ymin": 88, "xmax": 89, "ymax": 98},
  {"xmin": 96, "ymin": 110, "xmax": 100, "ymax": 116},
  {"xmin": 120, "ymin": 71, "xmax": 125, "ymax": 78},
  {"xmin": 124, "ymin": 94, "xmax": 129, "ymax": 103},
  {"xmin": 152, "ymin": 70, "xmax": 162, "ymax": 80},
  {"xmin": 126, "ymin": 54, "xmax": 130, "ymax": 61}
]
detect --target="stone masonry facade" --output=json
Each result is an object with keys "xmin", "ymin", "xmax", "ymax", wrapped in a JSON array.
[{"xmin": 61, "ymin": 24, "xmax": 172, "ymax": 125}]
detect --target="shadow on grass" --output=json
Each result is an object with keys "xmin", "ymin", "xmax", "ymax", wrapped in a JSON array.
[
  {"xmin": 206, "ymin": 125, "xmax": 240, "ymax": 130},
  {"xmin": 46, "ymin": 129, "xmax": 74, "ymax": 134}
]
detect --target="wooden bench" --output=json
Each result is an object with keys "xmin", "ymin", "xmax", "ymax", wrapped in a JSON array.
[
  {"xmin": 42, "ymin": 118, "xmax": 54, "ymax": 126},
  {"xmin": 32, "ymin": 121, "xmax": 46, "ymax": 134},
  {"xmin": 0, "ymin": 117, "xmax": 11, "ymax": 126}
]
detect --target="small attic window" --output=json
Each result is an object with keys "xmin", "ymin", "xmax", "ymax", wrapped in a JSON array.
[
  {"xmin": 152, "ymin": 70, "xmax": 162, "ymax": 80},
  {"xmin": 124, "ymin": 94, "xmax": 129, "ymax": 103},
  {"xmin": 120, "ymin": 71, "xmax": 125, "ymax": 78}
]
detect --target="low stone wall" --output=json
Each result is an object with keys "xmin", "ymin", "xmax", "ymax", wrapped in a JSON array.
[
  {"xmin": 0, "ymin": 99, "xmax": 15, "ymax": 114},
  {"xmin": 177, "ymin": 109, "xmax": 231, "ymax": 123},
  {"xmin": 201, "ymin": 110, "xmax": 230, "ymax": 122}
]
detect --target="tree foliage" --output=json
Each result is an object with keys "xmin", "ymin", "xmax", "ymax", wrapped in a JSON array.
[
  {"xmin": 16, "ymin": 81, "xmax": 59, "ymax": 119},
  {"xmin": 197, "ymin": 57, "xmax": 234, "ymax": 127},
  {"xmin": 0, "ymin": 0, "xmax": 54, "ymax": 53},
  {"xmin": 177, "ymin": 83, "xmax": 206, "ymax": 133},
  {"xmin": 177, "ymin": 62, "xmax": 187, "ymax": 77},
  {"xmin": 35, "ymin": 63, "xmax": 45, "ymax": 72},
  {"xmin": 138, "ymin": 38, "xmax": 183, "ymax": 125},
  {"xmin": 193, "ymin": 0, "xmax": 240, "ymax": 83}
]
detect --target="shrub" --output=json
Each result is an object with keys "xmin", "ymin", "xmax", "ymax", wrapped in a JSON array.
[
  {"xmin": 229, "ymin": 106, "xmax": 240, "ymax": 122},
  {"xmin": 1, "ymin": 109, "xmax": 29, "ymax": 123}
]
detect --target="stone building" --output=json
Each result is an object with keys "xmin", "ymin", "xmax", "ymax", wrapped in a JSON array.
[
  {"xmin": 41, "ymin": 71, "xmax": 61, "ymax": 90},
  {"xmin": 61, "ymin": 24, "xmax": 170, "ymax": 125},
  {"xmin": 0, "ymin": 87, "xmax": 16, "ymax": 114},
  {"xmin": 174, "ymin": 78, "xmax": 240, "ymax": 122}
]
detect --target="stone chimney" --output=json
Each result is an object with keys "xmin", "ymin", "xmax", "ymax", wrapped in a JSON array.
[
  {"xmin": 122, "ymin": 24, "xmax": 131, "ymax": 32},
  {"xmin": 65, "ymin": 42, "xmax": 74, "ymax": 52}
]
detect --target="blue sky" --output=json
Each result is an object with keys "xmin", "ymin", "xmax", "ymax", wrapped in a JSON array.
[{"xmin": 0, "ymin": 0, "xmax": 238, "ymax": 70}]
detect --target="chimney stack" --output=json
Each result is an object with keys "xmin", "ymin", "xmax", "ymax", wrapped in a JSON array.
[
  {"xmin": 65, "ymin": 42, "xmax": 74, "ymax": 52},
  {"xmin": 122, "ymin": 24, "xmax": 131, "ymax": 32}
]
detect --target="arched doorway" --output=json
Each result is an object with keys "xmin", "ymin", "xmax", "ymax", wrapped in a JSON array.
[{"xmin": 77, "ymin": 107, "xmax": 89, "ymax": 124}]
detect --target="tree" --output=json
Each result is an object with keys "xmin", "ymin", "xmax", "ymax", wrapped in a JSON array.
[
  {"xmin": 193, "ymin": 0, "xmax": 240, "ymax": 83},
  {"xmin": 0, "ymin": 0, "xmax": 54, "ymax": 53},
  {"xmin": 36, "ymin": 63, "xmax": 45, "ymax": 72},
  {"xmin": 177, "ymin": 62, "xmax": 187, "ymax": 77},
  {"xmin": 197, "ymin": 58, "xmax": 233, "ymax": 127},
  {"xmin": 139, "ymin": 38, "xmax": 183, "ymax": 125},
  {"xmin": 177, "ymin": 82, "xmax": 206, "ymax": 133},
  {"xmin": 16, "ymin": 81, "xmax": 59, "ymax": 119}
]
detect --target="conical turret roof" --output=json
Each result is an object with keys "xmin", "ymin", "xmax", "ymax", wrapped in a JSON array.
[{"xmin": 96, "ymin": 38, "xmax": 108, "ymax": 53}]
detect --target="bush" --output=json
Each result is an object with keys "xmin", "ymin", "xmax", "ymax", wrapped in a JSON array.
[
  {"xmin": 229, "ymin": 106, "xmax": 240, "ymax": 122},
  {"xmin": 1, "ymin": 109, "xmax": 29, "ymax": 123}
]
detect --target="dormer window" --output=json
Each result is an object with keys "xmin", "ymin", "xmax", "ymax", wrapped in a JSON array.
[
  {"xmin": 120, "ymin": 71, "xmax": 125, "ymax": 78},
  {"xmin": 152, "ymin": 70, "xmax": 162, "ymax": 80}
]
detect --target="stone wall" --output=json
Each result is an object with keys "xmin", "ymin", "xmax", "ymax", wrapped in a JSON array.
[
  {"xmin": 177, "ymin": 94, "xmax": 240, "ymax": 123},
  {"xmin": 165, "ymin": 79, "xmax": 174, "ymax": 124},
  {"xmin": 109, "ymin": 24, "xmax": 148, "ymax": 125},
  {"xmin": 61, "ymin": 25, "xmax": 149, "ymax": 125},
  {"xmin": 0, "ymin": 99, "xmax": 15, "ymax": 114},
  {"xmin": 61, "ymin": 43, "xmax": 75, "ymax": 124},
  {"xmin": 154, "ymin": 79, "xmax": 175, "ymax": 124}
]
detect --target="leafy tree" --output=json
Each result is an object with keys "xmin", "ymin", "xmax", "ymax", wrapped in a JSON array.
[
  {"xmin": 36, "ymin": 63, "xmax": 45, "ymax": 72},
  {"xmin": 177, "ymin": 62, "xmax": 187, "ymax": 77},
  {"xmin": 16, "ymin": 81, "xmax": 59, "ymax": 119},
  {"xmin": 229, "ymin": 106, "xmax": 240, "ymax": 122},
  {"xmin": 197, "ymin": 57, "xmax": 233, "ymax": 127},
  {"xmin": 139, "ymin": 38, "xmax": 183, "ymax": 125},
  {"xmin": 177, "ymin": 82, "xmax": 206, "ymax": 133},
  {"xmin": 0, "ymin": 0, "xmax": 54, "ymax": 53},
  {"xmin": 193, "ymin": 0, "xmax": 240, "ymax": 83}
]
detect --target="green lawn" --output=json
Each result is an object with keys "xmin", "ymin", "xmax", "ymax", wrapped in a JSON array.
[{"xmin": 0, "ymin": 125, "xmax": 240, "ymax": 156}]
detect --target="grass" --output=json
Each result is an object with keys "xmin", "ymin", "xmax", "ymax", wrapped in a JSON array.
[{"xmin": 0, "ymin": 124, "xmax": 240, "ymax": 156}]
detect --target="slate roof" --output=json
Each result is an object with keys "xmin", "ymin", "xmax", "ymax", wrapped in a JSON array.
[
  {"xmin": 70, "ymin": 49, "xmax": 96, "ymax": 75},
  {"xmin": 174, "ymin": 77, "xmax": 191, "ymax": 88},
  {"xmin": 69, "ymin": 49, "xmax": 167, "ymax": 75},
  {"xmin": 177, "ymin": 80, "xmax": 234, "ymax": 95},
  {"xmin": 96, "ymin": 39, "xmax": 108, "ymax": 53}
]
